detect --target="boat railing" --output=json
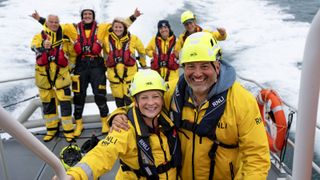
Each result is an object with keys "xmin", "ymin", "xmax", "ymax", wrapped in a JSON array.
[
  {"xmin": 237, "ymin": 74, "xmax": 320, "ymax": 176},
  {"xmin": 0, "ymin": 106, "xmax": 67, "ymax": 180},
  {"xmin": 14, "ymin": 94, "xmax": 115, "ymax": 129}
]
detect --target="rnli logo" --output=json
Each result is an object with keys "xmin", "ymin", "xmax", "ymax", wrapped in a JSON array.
[
  {"xmin": 146, "ymin": 82, "xmax": 153, "ymax": 86},
  {"xmin": 101, "ymin": 136, "xmax": 118, "ymax": 146},
  {"xmin": 190, "ymin": 52, "xmax": 197, "ymax": 57},
  {"xmin": 217, "ymin": 122, "xmax": 227, "ymax": 129},
  {"xmin": 138, "ymin": 139, "xmax": 150, "ymax": 151},
  {"xmin": 212, "ymin": 96, "xmax": 225, "ymax": 108}
]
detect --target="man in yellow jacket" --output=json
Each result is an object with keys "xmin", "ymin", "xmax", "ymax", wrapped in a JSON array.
[
  {"xmin": 31, "ymin": 14, "xmax": 77, "ymax": 142},
  {"xmin": 146, "ymin": 20, "xmax": 180, "ymax": 82},
  {"xmin": 111, "ymin": 32, "xmax": 271, "ymax": 179},
  {"xmin": 53, "ymin": 70, "xmax": 181, "ymax": 180},
  {"xmin": 175, "ymin": 10, "xmax": 227, "ymax": 54}
]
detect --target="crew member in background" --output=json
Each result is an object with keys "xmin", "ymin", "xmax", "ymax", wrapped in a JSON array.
[
  {"xmin": 104, "ymin": 17, "xmax": 147, "ymax": 108},
  {"xmin": 175, "ymin": 10, "xmax": 227, "ymax": 55},
  {"xmin": 31, "ymin": 14, "xmax": 76, "ymax": 142},
  {"xmin": 31, "ymin": 7, "xmax": 142, "ymax": 136},
  {"xmin": 146, "ymin": 20, "xmax": 180, "ymax": 82}
]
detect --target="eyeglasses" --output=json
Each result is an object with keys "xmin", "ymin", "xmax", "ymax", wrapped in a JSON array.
[{"xmin": 183, "ymin": 21, "xmax": 194, "ymax": 26}]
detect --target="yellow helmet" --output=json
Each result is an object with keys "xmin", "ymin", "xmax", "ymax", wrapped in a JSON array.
[
  {"xmin": 60, "ymin": 144, "xmax": 82, "ymax": 170},
  {"xmin": 129, "ymin": 70, "xmax": 167, "ymax": 96},
  {"xmin": 181, "ymin": 10, "xmax": 195, "ymax": 24},
  {"xmin": 180, "ymin": 32, "xmax": 222, "ymax": 65}
]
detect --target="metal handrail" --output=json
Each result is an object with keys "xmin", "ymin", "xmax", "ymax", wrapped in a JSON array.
[
  {"xmin": 0, "ymin": 76, "xmax": 34, "ymax": 84},
  {"xmin": 0, "ymin": 107, "xmax": 67, "ymax": 180},
  {"xmin": 0, "ymin": 133, "xmax": 9, "ymax": 180}
]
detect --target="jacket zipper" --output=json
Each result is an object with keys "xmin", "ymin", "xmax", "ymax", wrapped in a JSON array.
[
  {"xmin": 229, "ymin": 162, "xmax": 235, "ymax": 180},
  {"xmin": 157, "ymin": 132, "xmax": 169, "ymax": 179},
  {"xmin": 192, "ymin": 110, "xmax": 199, "ymax": 180}
]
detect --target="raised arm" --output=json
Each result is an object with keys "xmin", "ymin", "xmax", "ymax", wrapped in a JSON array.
[
  {"xmin": 30, "ymin": 10, "xmax": 46, "ymax": 25},
  {"xmin": 212, "ymin": 27, "xmax": 227, "ymax": 41}
]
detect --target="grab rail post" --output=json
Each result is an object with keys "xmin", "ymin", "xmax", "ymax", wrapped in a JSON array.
[
  {"xmin": 0, "ymin": 106, "xmax": 67, "ymax": 179},
  {"xmin": 0, "ymin": 133, "xmax": 9, "ymax": 180},
  {"xmin": 292, "ymin": 9, "xmax": 320, "ymax": 180}
]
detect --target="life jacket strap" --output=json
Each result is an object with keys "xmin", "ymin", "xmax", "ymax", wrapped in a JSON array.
[{"xmin": 120, "ymin": 159, "xmax": 174, "ymax": 177}]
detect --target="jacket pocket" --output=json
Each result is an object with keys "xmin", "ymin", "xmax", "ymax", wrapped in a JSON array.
[
  {"xmin": 35, "ymin": 66, "xmax": 51, "ymax": 89},
  {"xmin": 55, "ymin": 67, "xmax": 71, "ymax": 89}
]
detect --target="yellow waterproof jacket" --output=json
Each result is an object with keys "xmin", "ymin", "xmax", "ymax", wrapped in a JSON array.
[
  {"xmin": 31, "ymin": 26, "xmax": 76, "ymax": 90},
  {"xmin": 175, "ymin": 27, "xmax": 227, "ymax": 53},
  {"xmin": 146, "ymin": 35, "xmax": 179, "ymax": 81},
  {"xmin": 165, "ymin": 61, "xmax": 270, "ymax": 180},
  {"xmin": 104, "ymin": 31, "xmax": 146, "ymax": 83},
  {"xmin": 145, "ymin": 35, "xmax": 177, "ymax": 57},
  {"xmin": 67, "ymin": 109, "xmax": 177, "ymax": 180}
]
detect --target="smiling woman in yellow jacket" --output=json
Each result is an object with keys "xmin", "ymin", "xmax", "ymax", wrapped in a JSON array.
[
  {"xmin": 104, "ymin": 17, "xmax": 147, "ymax": 108},
  {"xmin": 62, "ymin": 70, "xmax": 181, "ymax": 180}
]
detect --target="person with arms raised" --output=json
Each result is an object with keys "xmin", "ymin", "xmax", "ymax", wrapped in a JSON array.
[
  {"xmin": 175, "ymin": 10, "xmax": 227, "ymax": 56},
  {"xmin": 31, "ymin": 14, "xmax": 76, "ymax": 142}
]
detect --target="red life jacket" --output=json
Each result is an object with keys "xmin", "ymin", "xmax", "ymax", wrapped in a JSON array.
[
  {"xmin": 105, "ymin": 34, "xmax": 136, "ymax": 67},
  {"xmin": 36, "ymin": 31, "xmax": 68, "ymax": 68},
  {"xmin": 74, "ymin": 21, "xmax": 102, "ymax": 56},
  {"xmin": 151, "ymin": 36, "xmax": 179, "ymax": 70}
]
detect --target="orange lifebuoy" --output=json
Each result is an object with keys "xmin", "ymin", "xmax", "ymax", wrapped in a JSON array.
[{"xmin": 257, "ymin": 89, "xmax": 287, "ymax": 153}]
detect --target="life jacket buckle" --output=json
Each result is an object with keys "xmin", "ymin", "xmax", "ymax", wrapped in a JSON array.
[
  {"xmin": 115, "ymin": 57, "xmax": 123, "ymax": 63},
  {"xmin": 82, "ymin": 45, "xmax": 91, "ymax": 53},
  {"xmin": 159, "ymin": 61, "xmax": 167, "ymax": 67},
  {"xmin": 48, "ymin": 55, "xmax": 56, "ymax": 62}
]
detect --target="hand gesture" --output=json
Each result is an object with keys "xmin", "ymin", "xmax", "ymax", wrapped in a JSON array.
[
  {"xmin": 133, "ymin": 8, "xmax": 142, "ymax": 18},
  {"xmin": 30, "ymin": 10, "xmax": 40, "ymax": 21},
  {"xmin": 217, "ymin": 27, "xmax": 226, "ymax": 36}
]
